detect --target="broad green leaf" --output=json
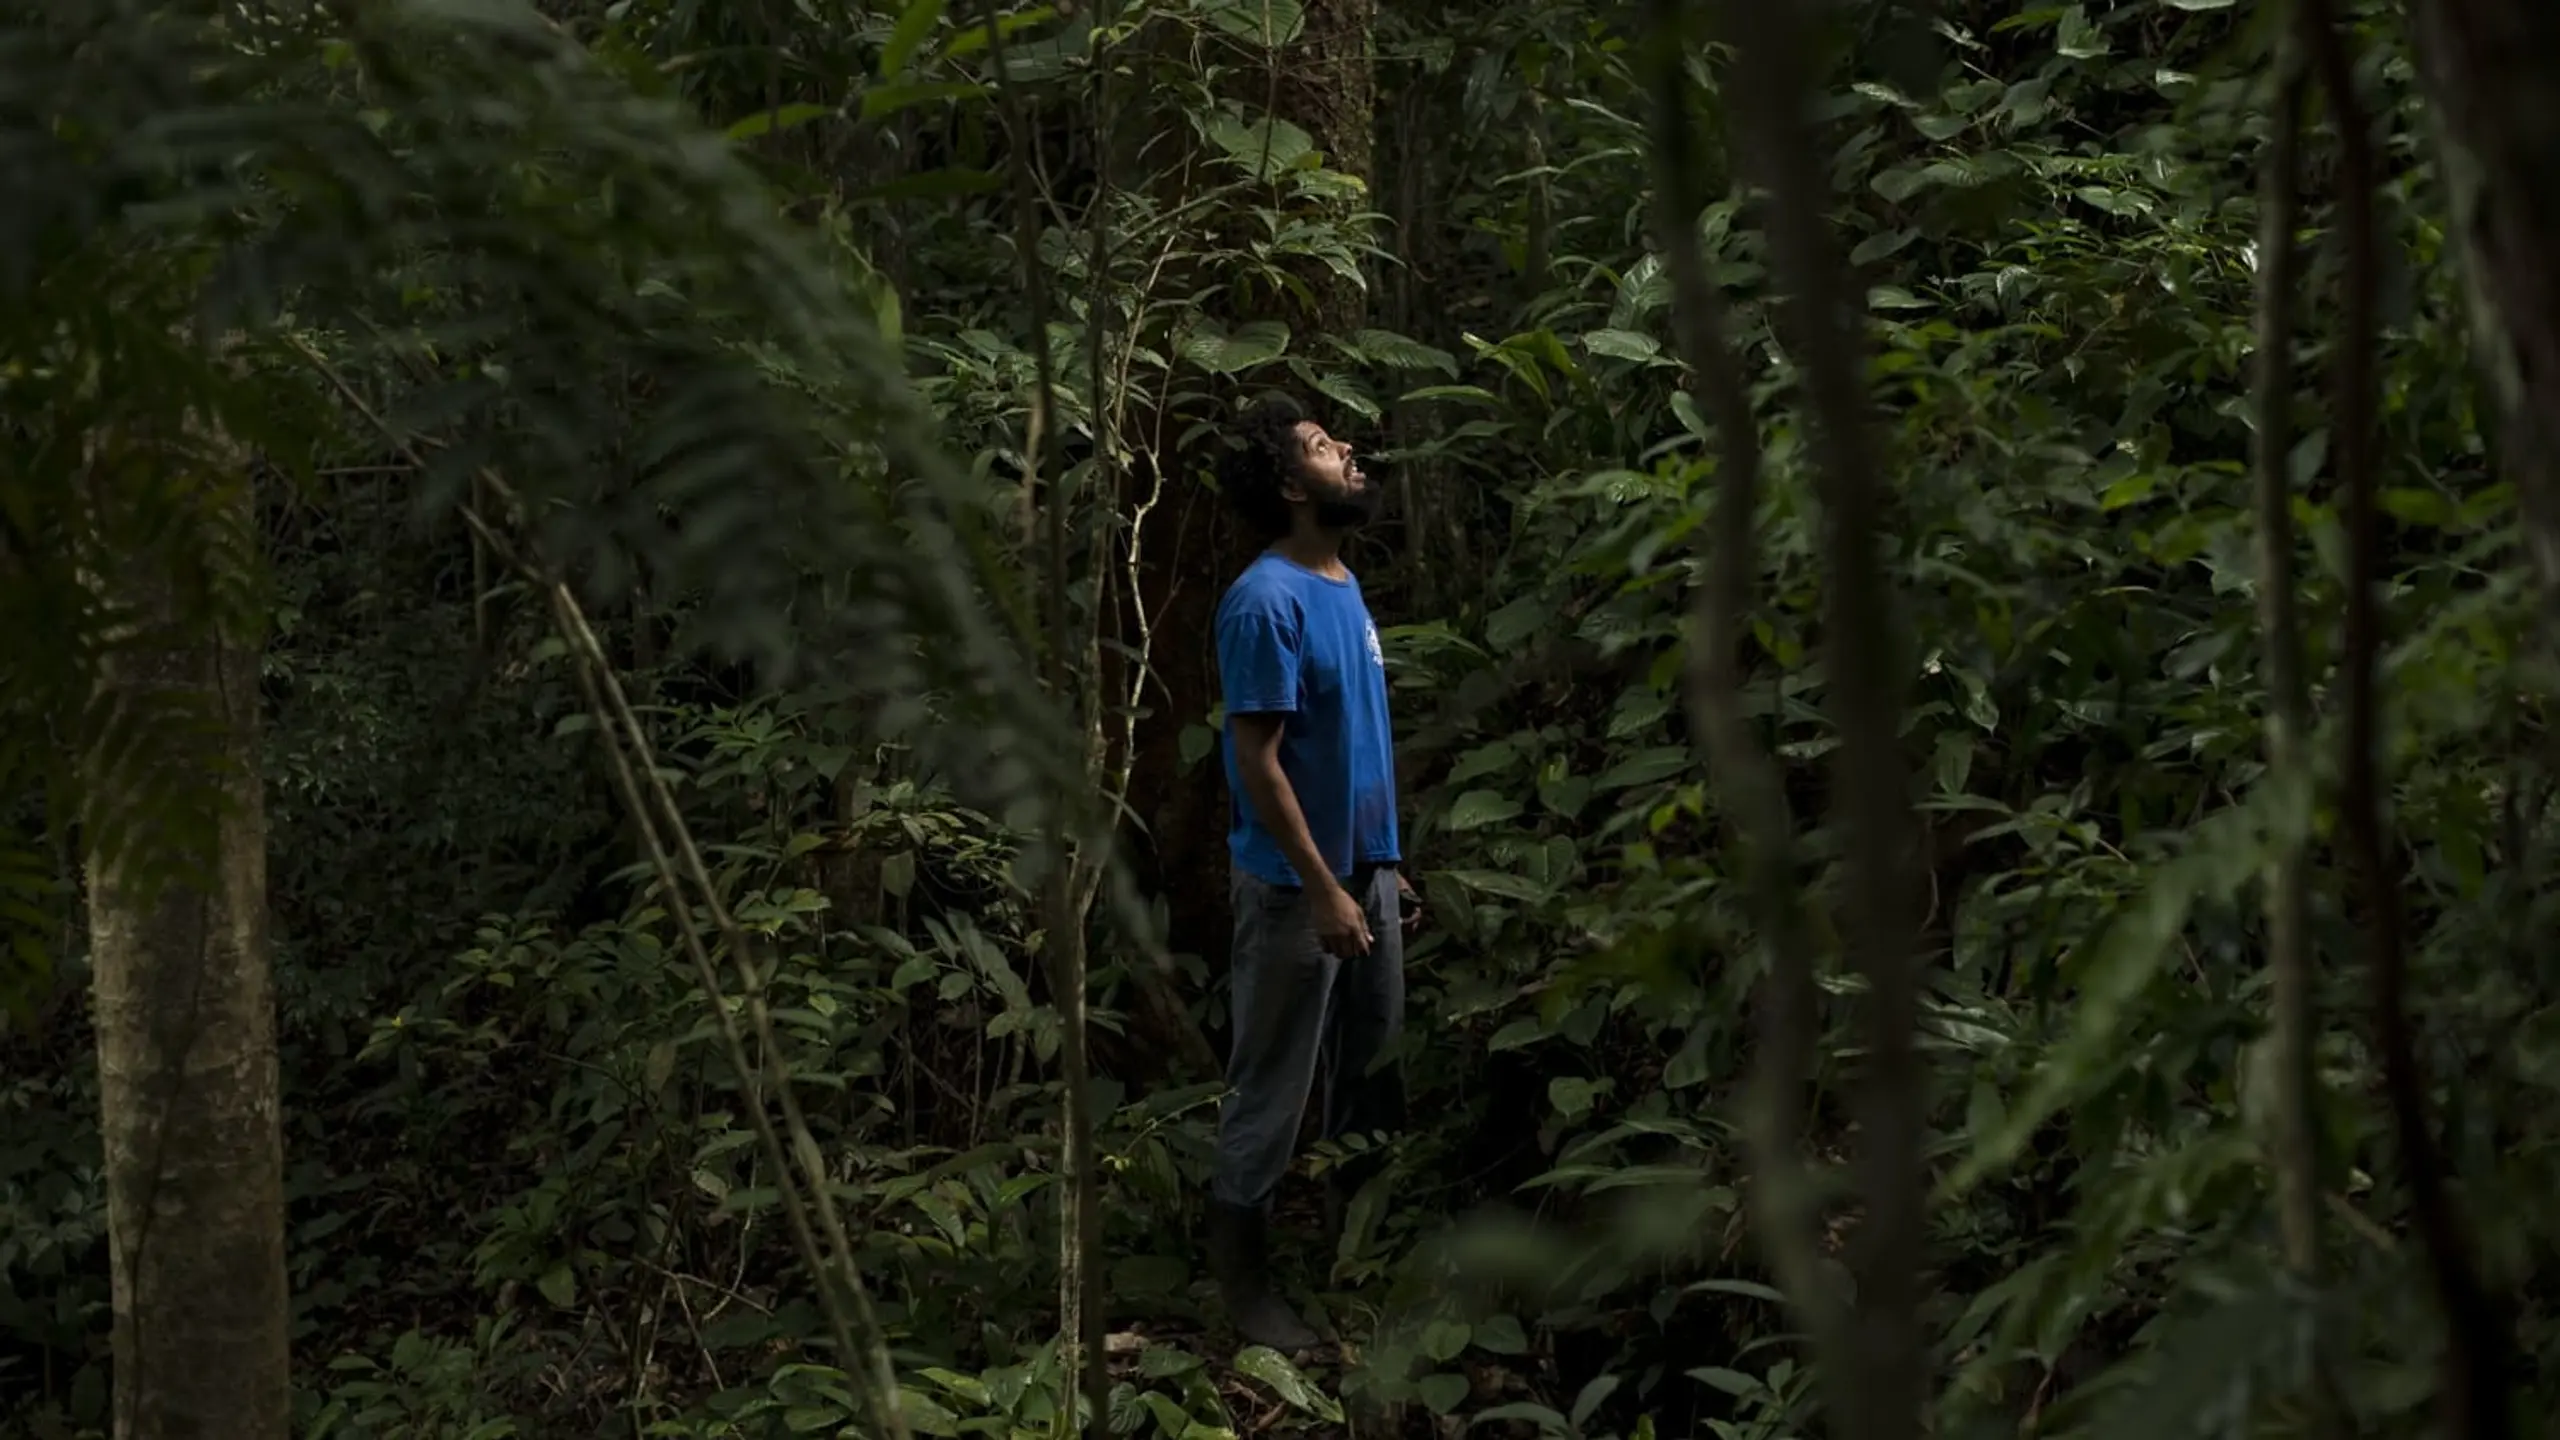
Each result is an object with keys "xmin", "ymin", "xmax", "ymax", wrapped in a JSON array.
[
  {"xmin": 1352, "ymin": 328, "xmax": 1459, "ymax": 375},
  {"xmin": 1849, "ymin": 228, "xmax": 1919, "ymax": 265},
  {"xmin": 859, "ymin": 80, "xmax": 986, "ymax": 121},
  {"xmin": 880, "ymin": 0, "xmax": 946, "ymax": 75},
  {"xmin": 1233, "ymin": 1346, "xmax": 1343, "ymax": 1422},
  {"xmin": 940, "ymin": 6, "xmax": 1055, "ymax": 58},
  {"xmin": 1204, "ymin": 112, "xmax": 1318, "ymax": 177},
  {"xmin": 1199, "ymin": 0, "xmax": 1306, "ymax": 44},
  {"xmin": 536, "ymin": 1263, "xmax": 576, "ymax": 1308},
  {"xmin": 1400, "ymin": 384, "xmax": 1503, "ymax": 407},
  {"xmin": 1580, "ymin": 328, "xmax": 1661, "ymax": 362},
  {"xmin": 1178, "ymin": 321, "xmax": 1291, "ymax": 375},
  {"xmin": 1422, "ymin": 1317, "xmax": 1472, "ymax": 1362},
  {"xmin": 1444, "ymin": 870, "xmax": 1549, "ymax": 903},
  {"xmin": 1594, "ymin": 747, "xmax": 1690, "ymax": 791},
  {"xmin": 1473, "ymin": 1314, "xmax": 1530, "ymax": 1355},
  {"xmin": 724, "ymin": 103, "xmax": 832, "ymax": 140},
  {"xmin": 1445, "ymin": 790, "xmax": 1523, "ymax": 831},
  {"xmin": 1417, "ymin": 1373, "xmax": 1469, "ymax": 1415}
]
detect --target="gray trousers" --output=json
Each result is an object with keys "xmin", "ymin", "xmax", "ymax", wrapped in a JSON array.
[{"xmin": 1212, "ymin": 864, "xmax": 1407, "ymax": 1210}]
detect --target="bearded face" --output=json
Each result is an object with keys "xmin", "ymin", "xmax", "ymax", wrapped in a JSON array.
[{"xmin": 1285, "ymin": 420, "xmax": 1377, "ymax": 530}]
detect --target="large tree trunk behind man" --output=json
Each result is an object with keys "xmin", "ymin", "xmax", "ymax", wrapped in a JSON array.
[
  {"xmin": 84, "ymin": 462, "xmax": 291, "ymax": 1439},
  {"xmin": 1128, "ymin": 0, "xmax": 1379, "ymax": 985}
]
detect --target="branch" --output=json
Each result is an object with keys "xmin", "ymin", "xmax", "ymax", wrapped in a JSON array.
[
  {"xmin": 1639, "ymin": 0, "xmax": 1854, "ymax": 1415},
  {"xmin": 2298, "ymin": 2, "xmax": 2512, "ymax": 1435},
  {"xmin": 1707, "ymin": 1, "xmax": 1928, "ymax": 1435},
  {"xmin": 2247, "ymin": 36, "xmax": 2341, "ymax": 1435},
  {"xmin": 977, "ymin": 3, "xmax": 1109, "ymax": 1430},
  {"xmin": 292, "ymin": 335, "xmax": 907, "ymax": 1439}
]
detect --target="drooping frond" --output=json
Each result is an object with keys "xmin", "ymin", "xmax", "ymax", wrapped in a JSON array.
[{"xmin": 0, "ymin": 0, "xmax": 1081, "ymax": 993}]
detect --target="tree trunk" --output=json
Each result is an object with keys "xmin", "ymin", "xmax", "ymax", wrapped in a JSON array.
[
  {"xmin": 85, "ymin": 474, "xmax": 290, "ymax": 1440},
  {"xmin": 2408, "ymin": 0, "xmax": 2560, "ymax": 627},
  {"xmin": 1272, "ymin": 0, "xmax": 1377, "ymax": 339},
  {"xmin": 1127, "ymin": 0, "xmax": 1379, "ymax": 987}
]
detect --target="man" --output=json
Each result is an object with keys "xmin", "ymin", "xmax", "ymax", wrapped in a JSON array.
[{"xmin": 1206, "ymin": 394, "xmax": 1419, "ymax": 1352}]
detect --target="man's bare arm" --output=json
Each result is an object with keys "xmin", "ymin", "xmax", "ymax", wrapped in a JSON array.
[
  {"xmin": 1231, "ymin": 714, "xmax": 1334, "ymax": 890},
  {"xmin": 1231, "ymin": 712, "xmax": 1371, "ymax": 953}
]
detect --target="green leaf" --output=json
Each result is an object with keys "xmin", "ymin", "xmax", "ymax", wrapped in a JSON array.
[
  {"xmin": 1400, "ymin": 384, "xmax": 1503, "ymax": 407},
  {"xmin": 1205, "ymin": 112, "xmax": 1318, "ymax": 177},
  {"xmin": 1469, "ymin": 1402, "xmax": 1567, "ymax": 1435},
  {"xmin": 1473, "ymin": 1314, "xmax": 1530, "ymax": 1355},
  {"xmin": 1443, "ymin": 869, "xmax": 1549, "ymax": 903},
  {"xmin": 1548, "ymin": 1075, "xmax": 1604, "ymax": 1119},
  {"xmin": 1849, "ymin": 228, "xmax": 1919, "ymax": 265},
  {"xmin": 1199, "ymin": 0, "xmax": 1306, "ymax": 44},
  {"xmin": 941, "ymin": 6, "xmax": 1055, "ymax": 59},
  {"xmin": 860, "ymin": 80, "xmax": 986, "ymax": 121},
  {"xmin": 1580, "ymin": 328, "xmax": 1661, "ymax": 362},
  {"xmin": 1352, "ymin": 328, "xmax": 1459, "ymax": 376},
  {"xmin": 724, "ymin": 103, "xmax": 832, "ymax": 141},
  {"xmin": 1417, "ymin": 1373, "xmax": 1469, "ymax": 1415},
  {"xmin": 1422, "ymin": 1318, "xmax": 1472, "ymax": 1362},
  {"xmin": 1179, "ymin": 321, "xmax": 1291, "ymax": 375},
  {"xmin": 1445, "ymin": 790, "xmax": 1524, "ymax": 831},
  {"xmin": 1594, "ymin": 747, "xmax": 1690, "ymax": 791},
  {"xmin": 1687, "ymin": 1367, "xmax": 1757, "ymax": 1397},
  {"xmin": 536, "ymin": 1263, "xmax": 576, "ymax": 1309},
  {"xmin": 1233, "ymin": 1347, "xmax": 1343, "ymax": 1422},
  {"xmin": 880, "ymin": 0, "xmax": 946, "ymax": 76}
]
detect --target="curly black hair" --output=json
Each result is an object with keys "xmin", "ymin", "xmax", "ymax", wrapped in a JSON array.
[{"xmin": 1216, "ymin": 392, "xmax": 1311, "ymax": 539}]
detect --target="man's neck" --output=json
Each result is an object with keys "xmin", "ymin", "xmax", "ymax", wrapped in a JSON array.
[{"xmin": 1271, "ymin": 527, "xmax": 1348, "ymax": 579}]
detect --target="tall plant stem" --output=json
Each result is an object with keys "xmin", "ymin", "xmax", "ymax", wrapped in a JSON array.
[{"xmin": 2300, "ymin": 1, "xmax": 2511, "ymax": 1433}]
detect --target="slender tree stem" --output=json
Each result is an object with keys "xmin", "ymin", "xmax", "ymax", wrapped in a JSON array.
[
  {"xmin": 2299, "ymin": 2, "xmax": 2511, "ymax": 1434},
  {"xmin": 2247, "ymin": 38, "xmax": 2341, "ymax": 1436},
  {"xmin": 299, "ymin": 335, "xmax": 909, "ymax": 1439},
  {"xmin": 1639, "ymin": 1, "xmax": 1853, "ymax": 1421},
  {"xmin": 1706, "ymin": 2, "xmax": 1929, "ymax": 1435},
  {"xmin": 977, "ymin": 2, "xmax": 1109, "ymax": 1428}
]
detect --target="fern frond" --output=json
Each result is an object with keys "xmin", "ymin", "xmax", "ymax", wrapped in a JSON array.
[{"xmin": 0, "ymin": 0, "xmax": 1088, "ymax": 987}]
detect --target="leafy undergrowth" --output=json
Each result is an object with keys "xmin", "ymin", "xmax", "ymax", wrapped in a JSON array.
[{"xmin": 11, "ymin": 0, "xmax": 2560, "ymax": 1437}]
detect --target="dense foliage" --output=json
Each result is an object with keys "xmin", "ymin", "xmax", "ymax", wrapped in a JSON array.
[{"xmin": 5, "ymin": 0, "xmax": 2551, "ymax": 1437}]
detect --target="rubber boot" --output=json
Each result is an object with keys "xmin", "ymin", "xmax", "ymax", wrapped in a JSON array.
[{"xmin": 1205, "ymin": 1200, "xmax": 1321, "ymax": 1352}]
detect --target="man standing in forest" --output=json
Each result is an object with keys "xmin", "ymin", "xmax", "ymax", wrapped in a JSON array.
[{"xmin": 1206, "ymin": 394, "xmax": 1419, "ymax": 1352}]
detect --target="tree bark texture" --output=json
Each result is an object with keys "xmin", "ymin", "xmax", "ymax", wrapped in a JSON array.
[
  {"xmin": 2407, "ymin": 0, "xmax": 2560, "ymax": 628},
  {"xmin": 1270, "ymin": 0, "xmax": 1376, "ymax": 338},
  {"xmin": 1127, "ymin": 0, "xmax": 1376, "ymax": 985},
  {"xmin": 85, "ymin": 475, "xmax": 291, "ymax": 1440}
]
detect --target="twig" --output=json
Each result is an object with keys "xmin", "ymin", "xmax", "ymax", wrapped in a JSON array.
[
  {"xmin": 2247, "ymin": 35, "xmax": 2339, "ymax": 1436},
  {"xmin": 288, "ymin": 334, "xmax": 907, "ymax": 1440},
  {"xmin": 2251, "ymin": 0, "xmax": 2321, "ymax": 1293},
  {"xmin": 1707, "ymin": 1, "xmax": 1929, "ymax": 1435},
  {"xmin": 976, "ymin": 3, "xmax": 1110, "ymax": 1432},
  {"xmin": 2301, "ymin": 1, "xmax": 2511, "ymax": 1435},
  {"xmin": 1639, "ymin": 0, "xmax": 1855, "ymax": 1420}
]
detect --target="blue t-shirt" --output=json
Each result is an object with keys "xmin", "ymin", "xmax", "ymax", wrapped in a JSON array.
[{"xmin": 1216, "ymin": 552, "xmax": 1401, "ymax": 887}]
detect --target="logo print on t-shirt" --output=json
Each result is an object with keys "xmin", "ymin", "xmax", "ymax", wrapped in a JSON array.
[{"xmin": 1365, "ymin": 620, "xmax": 1383, "ymax": 668}]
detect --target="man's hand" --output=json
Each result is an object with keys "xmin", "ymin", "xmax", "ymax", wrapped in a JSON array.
[
  {"xmin": 1313, "ymin": 879, "xmax": 1373, "ymax": 956},
  {"xmin": 1396, "ymin": 871, "xmax": 1424, "ymax": 934}
]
